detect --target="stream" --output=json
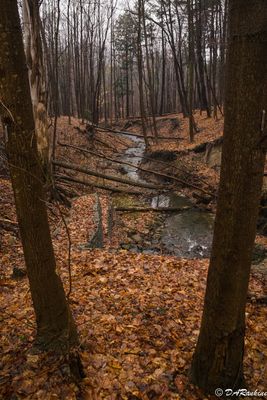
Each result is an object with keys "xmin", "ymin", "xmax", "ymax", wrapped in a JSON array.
[{"xmin": 119, "ymin": 135, "xmax": 214, "ymax": 258}]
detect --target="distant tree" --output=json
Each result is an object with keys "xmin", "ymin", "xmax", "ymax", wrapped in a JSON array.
[
  {"xmin": 195, "ymin": 0, "xmax": 211, "ymax": 117},
  {"xmin": 0, "ymin": 0, "xmax": 78, "ymax": 352},
  {"xmin": 191, "ymin": 0, "xmax": 267, "ymax": 393},
  {"xmin": 187, "ymin": 0, "xmax": 195, "ymax": 142},
  {"xmin": 137, "ymin": 0, "xmax": 149, "ymax": 146},
  {"xmin": 114, "ymin": 12, "xmax": 136, "ymax": 118},
  {"xmin": 141, "ymin": 1, "xmax": 158, "ymax": 138}
]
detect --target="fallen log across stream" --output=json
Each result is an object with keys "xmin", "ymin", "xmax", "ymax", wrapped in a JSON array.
[
  {"xmin": 56, "ymin": 174, "xmax": 144, "ymax": 195},
  {"xmin": 115, "ymin": 206, "xmax": 193, "ymax": 212},
  {"xmin": 58, "ymin": 142, "xmax": 215, "ymax": 197},
  {"xmin": 53, "ymin": 160, "xmax": 167, "ymax": 191},
  {"xmin": 87, "ymin": 123, "xmax": 183, "ymax": 140}
]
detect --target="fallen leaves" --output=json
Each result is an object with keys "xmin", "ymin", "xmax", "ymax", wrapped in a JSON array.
[
  {"xmin": 1, "ymin": 246, "xmax": 266, "ymax": 399},
  {"xmin": 0, "ymin": 115, "xmax": 267, "ymax": 399}
]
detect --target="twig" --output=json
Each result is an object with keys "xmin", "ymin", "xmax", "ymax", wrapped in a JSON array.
[
  {"xmin": 55, "ymin": 201, "xmax": 72, "ymax": 300},
  {"xmin": 0, "ymin": 98, "xmax": 15, "ymax": 122},
  {"xmin": 0, "ymin": 217, "xmax": 17, "ymax": 225},
  {"xmin": 0, "ymin": 309, "xmax": 35, "ymax": 329}
]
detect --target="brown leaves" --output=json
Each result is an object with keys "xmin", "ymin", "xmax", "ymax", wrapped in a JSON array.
[
  {"xmin": 0, "ymin": 246, "xmax": 264, "ymax": 398},
  {"xmin": 0, "ymin": 116, "xmax": 267, "ymax": 399}
]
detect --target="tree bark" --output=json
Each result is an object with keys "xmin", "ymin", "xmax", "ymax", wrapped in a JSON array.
[
  {"xmin": 0, "ymin": 0, "xmax": 78, "ymax": 352},
  {"xmin": 51, "ymin": 0, "xmax": 60, "ymax": 168},
  {"xmin": 159, "ymin": 15, "xmax": 166, "ymax": 116},
  {"xmin": 190, "ymin": 0, "xmax": 267, "ymax": 393},
  {"xmin": 141, "ymin": 0, "xmax": 158, "ymax": 139},
  {"xmin": 22, "ymin": 0, "xmax": 50, "ymax": 171},
  {"xmin": 187, "ymin": 0, "xmax": 195, "ymax": 142},
  {"xmin": 195, "ymin": 0, "xmax": 211, "ymax": 117},
  {"xmin": 137, "ymin": 0, "xmax": 149, "ymax": 147}
]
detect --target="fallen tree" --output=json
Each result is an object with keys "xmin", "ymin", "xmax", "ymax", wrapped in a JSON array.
[
  {"xmin": 115, "ymin": 206, "xmax": 192, "ymax": 212},
  {"xmin": 56, "ymin": 174, "xmax": 144, "ymax": 195},
  {"xmin": 58, "ymin": 142, "xmax": 214, "ymax": 196},
  {"xmin": 84, "ymin": 123, "xmax": 183, "ymax": 140},
  {"xmin": 53, "ymin": 160, "xmax": 166, "ymax": 190}
]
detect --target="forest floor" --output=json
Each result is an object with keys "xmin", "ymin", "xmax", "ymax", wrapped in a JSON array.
[{"xmin": 0, "ymin": 111, "xmax": 266, "ymax": 399}]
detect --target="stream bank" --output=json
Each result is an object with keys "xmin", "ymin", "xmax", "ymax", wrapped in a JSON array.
[
  {"xmin": 114, "ymin": 134, "xmax": 215, "ymax": 259},
  {"xmin": 110, "ymin": 126, "xmax": 267, "ymax": 269}
]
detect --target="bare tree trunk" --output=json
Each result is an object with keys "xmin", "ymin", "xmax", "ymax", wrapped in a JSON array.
[
  {"xmin": 110, "ymin": 17, "xmax": 114, "ymax": 124},
  {"xmin": 141, "ymin": 0, "xmax": 158, "ymax": 138},
  {"xmin": 67, "ymin": 0, "xmax": 72, "ymax": 124},
  {"xmin": 191, "ymin": 0, "xmax": 267, "ymax": 392},
  {"xmin": 137, "ymin": 0, "xmax": 149, "ymax": 148},
  {"xmin": 187, "ymin": 0, "xmax": 195, "ymax": 142},
  {"xmin": 22, "ymin": 0, "xmax": 50, "ymax": 172},
  {"xmin": 51, "ymin": 0, "xmax": 60, "ymax": 169},
  {"xmin": 159, "ymin": 17, "xmax": 166, "ymax": 116},
  {"xmin": 0, "ymin": 0, "xmax": 78, "ymax": 352},
  {"xmin": 195, "ymin": 0, "xmax": 211, "ymax": 117},
  {"xmin": 218, "ymin": 0, "xmax": 228, "ymax": 108}
]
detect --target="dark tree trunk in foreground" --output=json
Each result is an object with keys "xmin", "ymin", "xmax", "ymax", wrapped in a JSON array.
[
  {"xmin": 191, "ymin": 0, "xmax": 267, "ymax": 393},
  {"xmin": 0, "ymin": 0, "xmax": 78, "ymax": 352}
]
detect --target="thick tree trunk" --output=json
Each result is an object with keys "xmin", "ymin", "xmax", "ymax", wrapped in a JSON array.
[
  {"xmin": 22, "ymin": 0, "xmax": 50, "ymax": 171},
  {"xmin": 190, "ymin": 0, "xmax": 267, "ymax": 393},
  {"xmin": 0, "ymin": 0, "xmax": 78, "ymax": 352}
]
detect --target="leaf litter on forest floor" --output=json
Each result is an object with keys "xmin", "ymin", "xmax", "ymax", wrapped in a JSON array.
[
  {"xmin": 0, "ymin": 246, "xmax": 266, "ymax": 399},
  {"xmin": 0, "ymin": 113, "xmax": 267, "ymax": 399}
]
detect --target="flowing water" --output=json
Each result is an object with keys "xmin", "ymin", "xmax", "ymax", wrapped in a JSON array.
[
  {"xmin": 119, "ymin": 135, "xmax": 214, "ymax": 258},
  {"xmin": 151, "ymin": 193, "xmax": 214, "ymax": 258}
]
